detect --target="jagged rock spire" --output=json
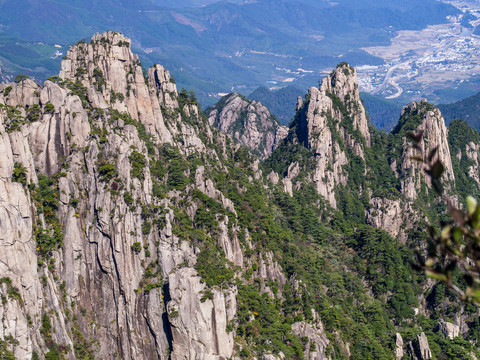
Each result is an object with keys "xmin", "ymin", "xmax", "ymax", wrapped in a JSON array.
[
  {"xmin": 319, "ymin": 63, "xmax": 371, "ymax": 147},
  {"xmin": 60, "ymin": 31, "xmax": 173, "ymax": 143},
  {"xmin": 292, "ymin": 62, "xmax": 371, "ymax": 207},
  {"xmin": 397, "ymin": 100, "xmax": 455, "ymax": 199}
]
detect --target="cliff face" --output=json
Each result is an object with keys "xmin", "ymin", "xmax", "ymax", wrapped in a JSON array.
[
  {"xmin": 268, "ymin": 66, "xmax": 459, "ymax": 246},
  {"xmin": 365, "ymin": 100, "xmax": 455, "ymax": 239},
  {"xmin": 0, "ymin": 32, "xmax": 243, "ymax": 360},
  {"xmin": 206, "ymin": 93, "xmax": 288, "ymax": 159},
  {"xmin": 0, "ymin": 112, "xmax": 43, "ymax": 360},
  {"xmin": 395, "ymin": 100, "xmax": 455, "ymax": 200},
  {"xmin": 273, "ymin": 63, "xmax": 371, "ymax": 208}
]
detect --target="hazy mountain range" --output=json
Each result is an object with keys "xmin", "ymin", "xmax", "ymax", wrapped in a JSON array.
[
  {"xmin": 0, "ymin": 0, "xmax": 460, "ymax": 105},
  {"xmin": 3, "ymin": 0, "xmax": 480, "ymax": 132}
]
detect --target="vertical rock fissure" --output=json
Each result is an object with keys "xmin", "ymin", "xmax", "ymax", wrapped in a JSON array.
[
  {"xmin": 45, "ymin": 117, "xmax": 52, "ymax": 176},
  {"xmin": 94, "ymin": 218, "xmax": 126, "ymax": 353},
  {"xmin": 54, "ymin": 112, "xmax": 65, "ymax": 169},
  {"xmin": 154, "ymin": 70, "xmax": 161, "ymax": 88},
  {"xmin": 92, "ymin": 167, "xmax": 124, "ymax": 297},
  {"xmin": 92, "ymin": 166, "xmax": 130, "ymax": 356},
  {"xmin": 211, "ymin": 306, "xmax": 219, "ymax": 355},
  {"xmin": 143, "ymin": 308, "xmax": 161, "ymax": 359},
  {"xmin": 161, "ymin": 282, "xmax": 173, "ymax": 357}
]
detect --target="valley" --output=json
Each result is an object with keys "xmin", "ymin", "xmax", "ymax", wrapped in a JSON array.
[
  {"xmin": 205, "ymin": 0, "xmax": 480, "ymax": 107},
  {"xmin": 359, "ymin": 0, "xmax": 480, "ymax": 104},
  {"xmin": 0, "ymin": 0, "xmax": 466, "ymax": 106}
]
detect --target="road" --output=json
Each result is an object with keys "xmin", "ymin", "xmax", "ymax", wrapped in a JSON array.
[
  {"xmin": 370, "ymin": 61, "xmax": 408, "ymax": 97},
  {"xmin": 370, "ymin": 21, "xmax": 479, "ymax": 99}
]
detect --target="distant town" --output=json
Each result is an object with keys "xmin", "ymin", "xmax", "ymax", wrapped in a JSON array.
[
  {"xmin": 225, "ymin": 0, "xmax": 480, "ymax": 104},
  {"xmin": 357, "ymin": 0, "xmax": 480, "ymax": 103}
]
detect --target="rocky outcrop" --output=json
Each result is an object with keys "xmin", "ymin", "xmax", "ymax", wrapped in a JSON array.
[
  {"xmin": 465, "ymin": 141, "xmax": 480, "ymax": 186},
  {"xmin": 59, "ymin": 32, "xmax": 216, "ymax": 160},
  {"xmin": 59, "ymin": 31, "xmax": 174, "ymax": 144},
  {"xmin": 282, "ymin": 161, "xmax": 301, "ymax": 197},
  {"xmin": 263, "ymin": 353, "xmax": 285, "ymax": 360},
  {"xmin": 438, "ymin": 320, "xmax": 460, "ymax": 339},
  {"xmin": 366, "ymin": 197, "xmax": 420, "ymax": 241},
  {"xmin": 448, "ymin": 119, "xmax": 480, "ymax": 192},
  {"xmin": 395, "ymin": 333, "xmax": 404, "ymax": 360},
  {"xmin": 255, "ymin": 251, "xmax": 287, "ymax": 287},
  {"xmin": 0, "ymin": 32, "xmax": 239, "ymax": 360},
  {"xmin": 206, "ymin": 93, "xmax": 288, "ymax": 159},
  {"xmin": 148, "ymin": 64, "xmax": 179, "ymax": 110},
  {"xmin": 0, "ymin": 119, "xmax": 42, "ymax": 359},
  {"xmin": 290, "ymin": 63, "xmax": 371, "ymax": 207},
  {"xmin": 299, "ymin": 63, "xmax": 371, "ymax": 151},
  {"xmin": 291, "ymin": 321, "xmax": 330, "ymax": 360},
  {"xmin": 396, "ymin": 100, "xmax": 455, "ymax": 200},
  {"xmin": 366, "ymin": 198, "xmax": 403, "ymax": 237},
  {"xmin": 168, "ymin": 268, "xmax": 235, "ymax": 360},
  {"xmin": 366, "ymin": 100, "xmax": 455, "ymax": 237},
  {"xmin": 408, "ymin": 332, "xmax": 432, "ymax": 360}
]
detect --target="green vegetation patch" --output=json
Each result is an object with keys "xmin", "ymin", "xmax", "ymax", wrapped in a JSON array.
[
  {"xmin": 129, "ymin": 150, "xmax": 147, "ymax": 181},
  {"xmin": 32, "ymin": 173, "xmax": 65, "ymax": 263},
  {"xmin": 12, "ymin": 162, "xmax": 27, "ymax": 186}
]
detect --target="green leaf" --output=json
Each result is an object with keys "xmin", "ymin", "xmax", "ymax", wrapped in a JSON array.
[
  {"xmin": 426, "ymin": 270, "xmax": 447, "ymax": 282},
  {"xmin": 453, "ymin": 227, "xmax": 463, "ymax": 244},
  {"xmin": 441, "ymin": 225, "xmax": 451, "ymax": 240},
  {"xmin": 431, "ymin": 160, "xmax": 444, "ymax": 179},
  {"xmin": 467, "ymin": 196, "xmax": 478, "ymax": 216},
  {"xmin": 469, "ymin": 288, "xmax": 480, "ymax": 303}
]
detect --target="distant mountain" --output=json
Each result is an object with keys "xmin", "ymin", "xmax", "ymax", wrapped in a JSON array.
[
  {"xmin": 0, "ymin": 33, "xmax": 64, "ymax": 83},
  {"xmin": 360, "ymin": 92, "xmax": 403, "ymax": 131},
  {"xmin": 0, "ymin": 0, "xmax": 460, "ymax": 104},
  {"xmin": 205, "ymin": 93, "xmax": 288, "ymax": 158},
  {"xmin": 438, "ymin": 92, "xmax": 480, "ymax": 130},
  {"xmin": 248, "ymin": 86, "xmax": 304, "ymax": 125}
]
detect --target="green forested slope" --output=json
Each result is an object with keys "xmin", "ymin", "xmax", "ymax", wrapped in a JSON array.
[{"xmin": 439, "ymin": 92, "xmax": 480, "ymax": 130}]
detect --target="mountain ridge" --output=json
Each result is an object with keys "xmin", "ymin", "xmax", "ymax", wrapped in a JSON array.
[
  {"xmin": 205, "ymin": 92, "xmax": 288, "ymax": 159},
  {"xmin": 1, "ymin": 31, "xmax": 480, "ymax": 360},
  {"xmin": 438, "ymin": 91, "xmax": 480, "ymax": 130},
  {"xmin": 0, "ymin": 0, "xmax": 460, "ymax": 104}
]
